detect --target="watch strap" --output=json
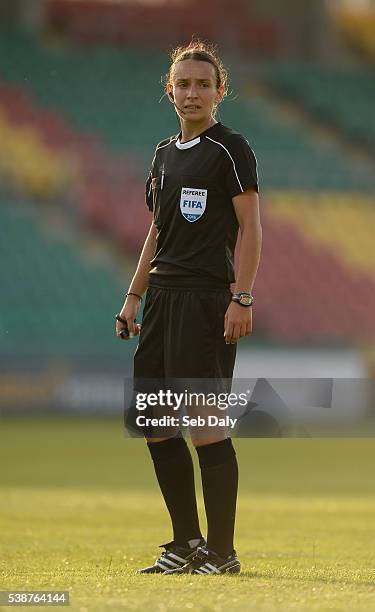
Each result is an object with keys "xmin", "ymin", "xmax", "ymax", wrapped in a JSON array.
[{"xmin": 232, "ymin": 292, "xmax": 254, "ymax": 307}]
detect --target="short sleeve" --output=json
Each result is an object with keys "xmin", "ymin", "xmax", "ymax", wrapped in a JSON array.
[{"xmin": 223, "ymin": 135, "xmax": 259, "ymax": 198}]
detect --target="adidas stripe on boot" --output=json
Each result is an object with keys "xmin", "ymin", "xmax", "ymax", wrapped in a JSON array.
[
  {"xmin": 137, "ymin": 538, "xmax": 205, "ymax": 574},
  {"xmin": 164, "ymin": 545, "xmax": 241, "ymax": 575}
]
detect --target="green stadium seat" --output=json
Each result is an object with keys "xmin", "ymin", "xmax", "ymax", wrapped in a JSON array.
[{"xmin": 0, "ymin": 198, "xmax": 134, "ymax": 359}]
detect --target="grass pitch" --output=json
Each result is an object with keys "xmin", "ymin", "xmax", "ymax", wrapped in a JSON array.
[{"xmin": 1, "ymin": 418, "xmax": 374, "ymax": 611}]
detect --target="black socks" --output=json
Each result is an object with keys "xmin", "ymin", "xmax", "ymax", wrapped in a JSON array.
[
  {"xmin": 147, "ymin": 436, "xmax": 238, "ymax": 558},
  {"xmin": 196, "ymin": 438, "xmax": 238, "ymax": 559},
  {"xmin": 147, "ymin": 436, "xmax": 202, "ymax": 547}
]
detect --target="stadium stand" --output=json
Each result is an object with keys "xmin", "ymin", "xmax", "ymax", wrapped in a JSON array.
[
  {"xmin": 220, "ymin": 94, "xmax": 375, "ymax": 192},
  {"xmin": 1, "ymin": 29, "xmax": 374, "ymax": 347},
  {"xmin": 0, "ymin": 198, "xmax": 134, "ymax": 358},
  {"xmin": 45, "ymin": 0, "xmax": 284, "ymax": 55},
  {"xmin": 2, "ymin": 29, "xmax": 374, "ymax": 192},
  {"xmin": 333, "ymin": 7, "xmax": 375, "ymax": 61},
  {"xmin": 0, "ymin": 81, "xmax": 150, "ymax": 250},
  {"xmin": 0, "ymin": 106, "xmax": 72, "ymax": 200},
  {"xmin": 256, "ymin": 193, "xmax": 375, "ymax": 342},
  {"xmin": 267, "ymin": 193, "xmax": 375, "ymax": 280},
  {"xmin": 258, "ymin": 60, "xmax": 375, "ymax": 154}
]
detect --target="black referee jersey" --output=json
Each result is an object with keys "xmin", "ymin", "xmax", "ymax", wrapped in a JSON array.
[{"xmin": 145, "ymin": 122, "xmax": 259, "ymax": 285}]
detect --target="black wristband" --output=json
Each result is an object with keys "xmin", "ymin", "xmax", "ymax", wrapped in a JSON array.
[
  {"xmin": 126, "ymin": 292, "xmax": 143, "ymax": 302},
  {"xmin": 115, "ymin": 313, "xmax": 127, "ymax": 324}
]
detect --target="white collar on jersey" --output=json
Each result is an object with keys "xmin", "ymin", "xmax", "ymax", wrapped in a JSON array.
[{"xmin": 175, "ymin": 136, "xmax": 201, "ymax": 150}]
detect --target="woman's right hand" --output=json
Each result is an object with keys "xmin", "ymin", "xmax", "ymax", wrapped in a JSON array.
[{"xmin": 116, "ymin": 295, "xmax": 142, "ymax": 340}]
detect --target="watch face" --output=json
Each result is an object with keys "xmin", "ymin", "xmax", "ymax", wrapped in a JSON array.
[{"xmin": 239, "ymin": 294, "xmax": 253, "ymax": 306}]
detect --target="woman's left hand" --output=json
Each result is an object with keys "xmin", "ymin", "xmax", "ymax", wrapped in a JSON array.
[{"xmin": 224, "ymin": 302, "xmax": 252, "ymax": 344}]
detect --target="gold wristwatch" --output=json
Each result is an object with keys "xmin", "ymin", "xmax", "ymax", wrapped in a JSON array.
[{"xmin": 231, "ymin": 292, "xmax": 254, "ymax": 307}]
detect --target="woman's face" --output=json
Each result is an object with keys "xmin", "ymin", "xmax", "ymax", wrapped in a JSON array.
[{"xmin": 168, "ymin": 59, "xmax": 223, "ymax": 123}]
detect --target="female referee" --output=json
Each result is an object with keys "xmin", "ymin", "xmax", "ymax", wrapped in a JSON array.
[{"xmin": 115, "ymin": 40, "xmax": 262, "ymax": 575}]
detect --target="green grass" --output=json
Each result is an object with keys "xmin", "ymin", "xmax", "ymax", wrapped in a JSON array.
[{"xmin": 1, "ymin": 418, "xmax": 375, "ymax": 611}]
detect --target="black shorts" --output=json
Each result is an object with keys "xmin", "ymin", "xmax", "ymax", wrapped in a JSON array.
[
  {"xmin": 124, "ymin": 276, "xmax": 237, "ymax": 437},
  {"xmin": 134, "ymin": 278, "xmax": 237, "ymax": 380}
]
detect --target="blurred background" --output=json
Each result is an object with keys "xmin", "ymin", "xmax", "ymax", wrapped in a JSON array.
[{"xmin": 0, "ymin": 0, "xmax": 374, "ymax": 420}]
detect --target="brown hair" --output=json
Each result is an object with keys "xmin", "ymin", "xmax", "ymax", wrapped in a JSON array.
[{"xmin": 165, "ymin": 38, "xmax": 229, "ymax": 111}]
